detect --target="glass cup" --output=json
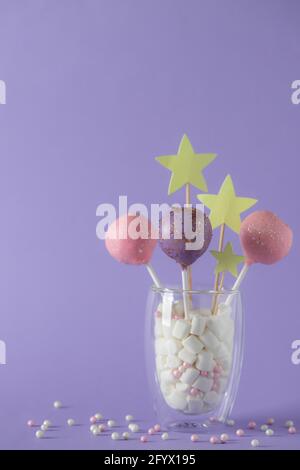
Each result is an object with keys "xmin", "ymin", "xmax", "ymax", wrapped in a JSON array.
[{"xmin": 145, "ymin": 286, "xmax": 244, "ymax": 431}]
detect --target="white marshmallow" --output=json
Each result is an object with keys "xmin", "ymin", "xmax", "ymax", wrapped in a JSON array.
[
  {"xmin": 178, "ymin": 348, "xmax": 196, "ymax": 365},
  {"xmin": 207, "ymin": 314, "xmax": 232, "ymax": 341},
  {"xmin": 166, "ymin": 390, "xmax": 187, "ymax": 411},
  {"xmin": 162, "ymin": 320, "xmax": 176, "ymax": 339},
  {"xmin": 157, "ymin": 302, "xmax": 163, "ymax": 313},
  {"xmin": 176, "ymin": 382, "xmax": 189, "ymax": 392},
  {"xmin": 173, "ymin": 300, "xmax": 184, "ymax": 316},
  {"xmin": 200, "ymin": 330, "xmax": 220, "ymax": 352},
  {"xmin": 166, "ymin": 338, "xmax": 181, "ymax": 355},
  {"xmin": 155, "ymin": 355, "xmax": 167, "ymax": 370},
  {"xmin": 180, "ymin": 367, "xmax": 199, "ymax": 385},
  {"xmin": 195, "ymin": 351, "xmax": 214, "ymax": 372},
  {"xmin": 217, "ymin": 303, "xmax": 232, "ymax": 315},
  {"xmin": 155, "ymin": 338, "xmax": 168, "ymax": 355},
  {"xmin": 218, "ymin": 377, "xmax": 228, "ymax": 393},
  {"xmin": 198, "ymin": 308, "xmax": 212, "ymax": 317},
  {"xmin": 160, "ymin": 369, "xmax": 176, "ymax": 385},
  {"xmin": 162, "ymin": 293, "xmax": 173, "ymax": 326},
  {"xmin": 203, "ymin": 390, "xmax": 219, "ymax": 406},
  {"xmin": 173, "ymin": 320, "xmax": 190, "ymax": 340},
  {"xmin": 182, "ymin": 335, "xmax": 204, "ymax": 354},
  {"xmin": 186, "ymin": 396, "xmax": 204, "ymax": 414},
  {"xmin": 166, "ymin": 355, "xmax": 181, "ymax": 368},
  {"xmin": 155, "ymin": 318, "xmax": 163, "ymax": 337},
  {"xmin": 160, "ymin": 382, "xmax": 175, "ymax": 396},
  {"xmin": 193, "ymin": 375, "xmax": 213, "ymax": 393},
  {"xmin": 190, "ymin": 315, "xmax": 206, "ymax": 336}
]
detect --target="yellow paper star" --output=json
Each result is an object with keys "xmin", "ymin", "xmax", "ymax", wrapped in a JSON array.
[
  {"xmin": 155, "ymin": 134, "xmax": 216, "ymax": 195},
  {"xmin": 211, "ymin": 242, "xmax": 245, "ymax": 277},
  {"xmin": 197, "ymin": 174, "xmax": 257, "ymax": 233}
]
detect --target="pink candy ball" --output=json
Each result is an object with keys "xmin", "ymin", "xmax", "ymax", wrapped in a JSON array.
[
  {"xmin": 247, "ymin": 421, "xmax": 257, "ymax": 429},
  {"xmin": 189, "ymin": 388, "xmax": 198, "ymax": 397},
  {"xmin": 191, "ymin": 434, "xmax": 199, "ymax": 442},
  {"xmin": 236, "ymin": 429, "xmax": 245, "ymax": 437},
  {"xmin": 148, "ymin": 427, "xmax": 155, "ymax": 435},
  {"xmin": 209, "ymin": 435, "xmax": 219, "ymax": 444},
  {"xmin": 140, "ymin": 435, "xmax": 148, "ymax": 443},
  {"xmin": 27, "ymin": 420, "xmax": 35, "ymax": 427},
  {"xmin": 105, "ymin": 214, "xmax": 157, "ymax": 265},
  {"xmin": 220, "ymin": 433, "xmax": 229, "ymax": 443},
  {"xmin": 288, "ymin": 426, "xmax": 296, "ymax": 434},
  {"xmin": 154, "ymin": 424, "xmax": 161, "ymax": 432},
  {"xmin": 240, "ymin": 211, "xmax": 293, "ymax": 266},
  {"xmin": 90, "ymin": 416, "xmax": 97, "ymax": 424}
]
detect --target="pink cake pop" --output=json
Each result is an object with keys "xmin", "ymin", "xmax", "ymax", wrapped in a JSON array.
[
  {"xmin": 105, "ymin": 214, "xmax": 162, "ymax": 287},
  {"xmin": 226, "ymin": 211, "xmax": 292, "ymax": 303},
  {"xmin": 240, "ymin": 211, "xmax": 292, "ymax": 266}
]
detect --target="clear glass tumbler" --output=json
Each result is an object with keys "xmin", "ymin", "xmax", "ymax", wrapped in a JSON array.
[{"xmin": 145, "ymin": 286, "xmax": 244, "ymax": 431}]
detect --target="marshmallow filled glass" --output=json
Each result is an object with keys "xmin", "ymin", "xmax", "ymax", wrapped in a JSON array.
[{"xmin": 145, "ymin": 286, "xmax": 244, "ymax": 431}]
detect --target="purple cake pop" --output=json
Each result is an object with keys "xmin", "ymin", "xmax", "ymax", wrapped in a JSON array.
[{"xmin": 159, "ymin": 207, "xmax": 213, "ymax": 268}]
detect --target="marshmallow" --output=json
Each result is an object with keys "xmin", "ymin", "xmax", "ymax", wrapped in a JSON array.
[
  {"xmin": 200, "ymin": 330, "xmax": 220, "ymax": 352},
  {"xmin": 166, "ymin": 355, "xmax": 182, "ymax": 369},
  {"xmin": 173, "ymin": 320, "xmax": 190, "ymax": 340},
  {"xmin": 156, "ymin": 302, "xmax": 163, "ymax": 313},
  {"xmin": 195, "ymin": 351, "xmax": 214, "ymax": 372},
  {"xmin": 155, "ymin": 318, "xmax": 163, "ymax": 337},
  {"xmin": 180, "ymin": 367, "xmax": 199, "ymax": 385},
  {"xmin": 203, "ymin": 390, "xmax": 219, "ymax": 406},
  {"xmin": 176, "ymin": 382, "xmax": 189, "ymax": 392},
  {"xmin": 207, "ymin": 314, "xmax": 232, "ymax": 341},
  {"xmin": 166, "ymin": 390, "xmax": 187, "ymax": 411},
  {"xmin": 190, "ymin": 315, "xmax": 206, "ymax": 336},
  {"xmin": 198, "ymin": 308, "xmax": 212, "ymax": 317},
  {"xmin": 182, "ymin": 335, "xmax": 204, "ymax": 354},
  {"xmin": 162, "ymin": 320, "xmax": 176, "ymax": 339},
  {"xmin": 186, "ymin": 396, "xmax": 204, "ymax": 414},
  {"xmin": 193, "ymin": 375, "xmax": 213, "ymax": 393},
  {"xmin": 160, "ymin": 369, "xmax": 176, "ymax": 385},
  {"xmin": 178, "ymin": 347, "xmax": 196, "ymax": 365},
  {"xmin": 166, "ymin": 338, "xmax": 181, "ymax": 355},
  {"xmin": 173, "ymin": 300, "xmax": 184, "ymax": 316},
  {"xmin": 155, "ymin": 354, "xmax": 167, "ymax": 370},
  {"xmin": 155, "ymin": 338, "xmax": 168, "ymax": 355},
  {"xmin": 217, "ymin": 303, "xmax": 232, "ymax": 315},
  {"xmin": 218, "ymin": 377, "xmax": 228, "ymax": 393},
  {"xmin": 160, "ymin": 382, "xmax": 175, "ymax": 396}
]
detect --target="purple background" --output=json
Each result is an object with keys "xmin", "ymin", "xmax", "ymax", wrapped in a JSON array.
[{"xmin": 0, "ymin": 0, "xmax": 299, "ymax": 450}]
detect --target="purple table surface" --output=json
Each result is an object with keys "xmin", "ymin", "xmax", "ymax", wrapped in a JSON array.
[{"xmin": 0, "ymin": 0, "xmax": 300, "ymax": 450}]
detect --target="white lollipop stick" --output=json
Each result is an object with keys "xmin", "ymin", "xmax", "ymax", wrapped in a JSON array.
[
  {"xmin": 181, "ymin": 269, "xmax": 190, "ymax": 320},
  {"xmin": 145, "ymin": 262, "xmax": 163, "ymax": 289},
  {"xmin": 225, "ymin": 263, "xmax": 249, "ymax": 306}
]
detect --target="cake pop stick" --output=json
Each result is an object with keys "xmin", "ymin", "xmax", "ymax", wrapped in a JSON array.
[
  {"xmin": 105, "ymin": 214, "xmax": 163, "ymax": 289},
  {"xmin": 225, "ymin": 210, "xmax": 293, "ymax": 306},
  {"xmin": 159, "ymin": 206, "xmax": 213, "ymax": 320}
]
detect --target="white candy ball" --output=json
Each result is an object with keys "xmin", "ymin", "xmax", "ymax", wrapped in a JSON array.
[
  {"xmin": 90, "ymin": 424, "xmax": 98, "ymax": 433},
  {"xmin": 122, "ymin": 432, "xmax": 130, "ymax": 440},
  {"xmin": 220, "ymin": 433, "xmax": 229, "ymax": 443},
  {"xmin": 285, "ymin": 420, "xmax": 294, "ymax": 428},
  {"xmin": 92, "ymin": 427, "xmax": 100, "ymax": 436},
  {"xmin": 125, "ymin": 414, "xmax": 134, "ymax": 422},
  {"xmin": 265, "ymin": 428, "xmax": 274, "ymax": 436},
  {"xmin": 260, "ymin": 424, "xmax": 268, "ymax": 432},
  {"xmin": 128, "ymin": 423, "xmax": 139, "ymax": 433},
  {"xmin": 226, "ymin": 419, "xmax": 235, "ymax": 426},
  {"xmin": 107, "ymin": 419, "xmax": 116, "ymax": 428},
  {"xmin": 161, "ymin": 432, "xmax": 169, "ymax": 440},
  {"xmin": 111, "ymin": 432, "xmax": 119, "ymax": 440},
  {"xmin": 53, "ymin": 400, "xmax": 62, "ymax": 409},
  {"xmin": 94, "ymin": 413, "xmax": 102, "ymax": 421},
  {"xmin": 251, "ymin": 439, "xmax": 259, "ymax": 448},
  {"xmin": 40, "ymin": 424, "xmax": 48, "ymax": 432},
  {"xmin": 67, "ymin": 419, "xmax": 75, "ymax": 427},
  {"xmin": 35, "ymin": 430, "xmax": 44, "ymax": 439}
]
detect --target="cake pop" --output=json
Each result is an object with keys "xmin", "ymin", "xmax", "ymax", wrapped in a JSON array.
[
  {"xmin": 105, "ymin": 214, "xmax": 162, "ymax": 288},
  {"xmin": 159, "ymin": 206, "xmax": 212, "ymax": 317},
  {"xmin": 225, "ymin": 210, "xmax": 292, "ymax": 304}
]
